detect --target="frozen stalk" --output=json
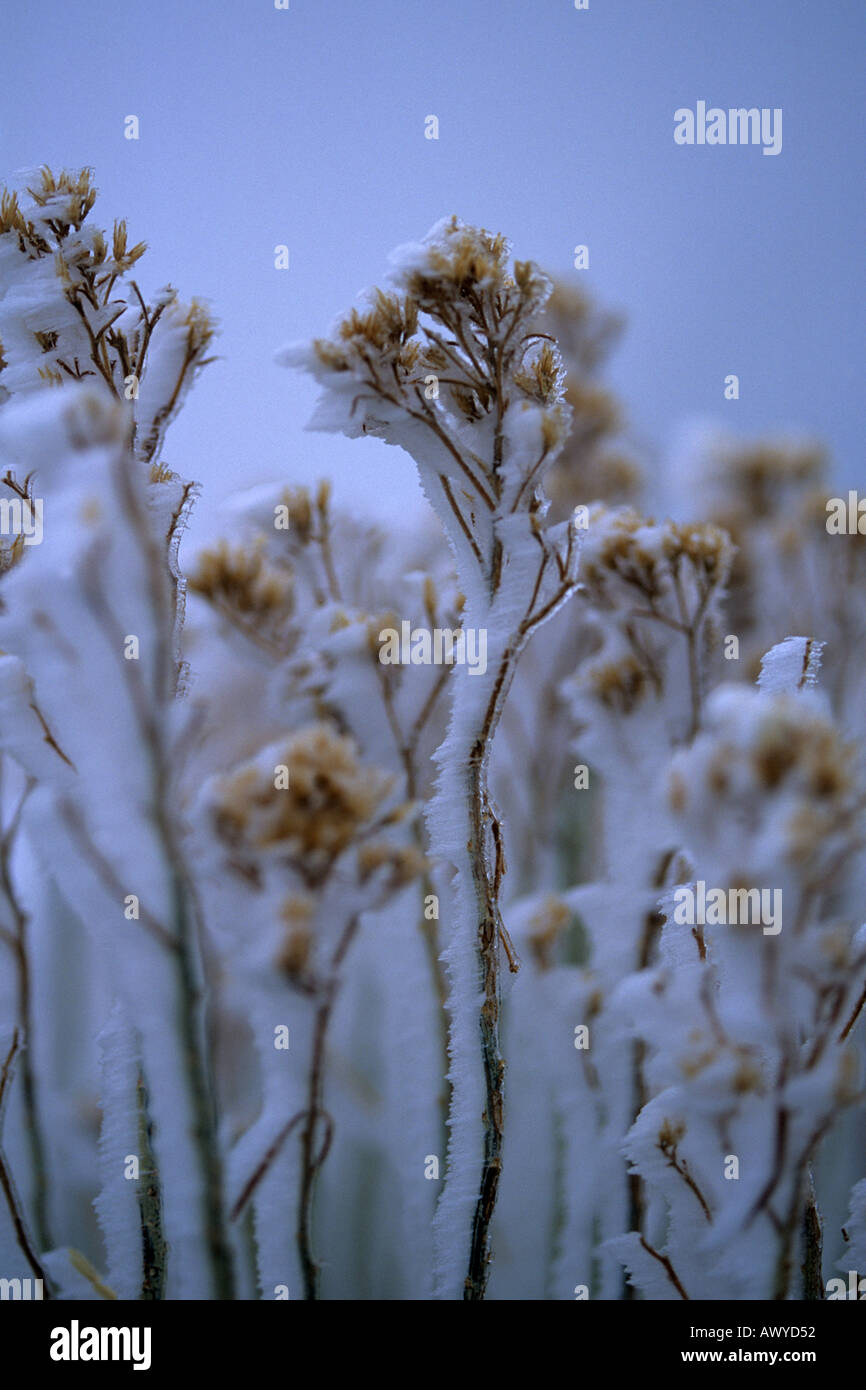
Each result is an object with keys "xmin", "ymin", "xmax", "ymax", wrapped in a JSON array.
[
  {"xmin": 284, "ymin": 218, "xmax": 582, "ymax": 1297},
  {"xmin": 204, "ymin": 722, "xmax": 424, "ymax": 1298},
  {"xmin": 0, "ymin": 388, "xmax": 235, "ymax": 1297},
  {"xmin": 0, "ymin": 169, "xmax": 230, "ymax": 1296}
]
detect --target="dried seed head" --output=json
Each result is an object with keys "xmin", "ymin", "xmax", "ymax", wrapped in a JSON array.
[
  {"xmin": 212, "ymin": 724, "xmax": 396, "ymax": 877},
  {"xmin": 403, "ymin": 217, "xmax": 512, "ymax": 306},
  {"xmin": 190, "ymin": 540, "xmax": 293, "ymax": 623},
  {"xmin": 587, "ymin": 654, "xmax": 650, "ymax": 715}
]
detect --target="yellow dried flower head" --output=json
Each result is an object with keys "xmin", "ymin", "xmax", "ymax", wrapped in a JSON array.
[
  {"xmin": 111, "ymin": 218, "xmax": 146, "ymax": 273},
  {"xmin": 336, "ymin": 292, "xmax": 418, "ymax": 360},
  {"xmin": 406, "ymin": 217, "xmax": 511, "ymax": 304},
  {"xmin": 213, "ymin": 724, "xmax": 396, "ymax": 881},
  {"xmin": 670, "ymin": 688, "xmax": 863, "ymax": 889},
  {"xmin": 587, "ymin": 655, "xmax": 651, "ymax": 715},
  {"xmin": 26, "ymin": 166, "xmax": 97, "ymax": 231},
  {"xmin": 513, "ymin": 344, "xmax": 563, "ymax": 405},
  {"xmin": 721, "ymin": 442, "xmax": 826, "ymax": 520},
  {"xmin": 190, "ymin": 540, "xmax": 293, "ymax": 624},
  {"xmin": 183, "ymin": 298, "xmax": 217, "ymax": 356},
  {"xmin": 277, "ymin": 486, "xmax": 314, "ymax": 542},
  {"xmin": 581, "ymin": 508, "xmax": 663, "ymax": 599},
  {"xmin": 564, "ymin": 380, "xmax": 621, "ymax": 440},
  {"xmin": 750, "ymin": 707, "xmax": 853, "ymax": 801},
  {"xmin": 662, "ymin": 521, "xmax": 733, "ymax": 584}
]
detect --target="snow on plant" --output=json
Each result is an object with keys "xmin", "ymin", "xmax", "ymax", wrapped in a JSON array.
[
  {"xmin": 0, "ymin": 384, "xmax": 234, "ymax": 1297},
  {"xmin": 514, "ymin": 506, "xmax": 739, "ymax": 1297},
  {"xmin": 0, "ymin": 170, "xmax": 864, "ymax": 1303},
  {"xmin": 187, "ymin": 484, "xmax": 459, "ymax": 1256},
  {"xmin": 0, "ymin": 169, "xmax": 228, "ymax": 1298},
  {"xmin": 612, "ymin": 672, "xmax": 866, "ymax": 1299},
  {"xmin": 678, "ymin": 432, "xmax": 866, "ymax": 726},
  {"xmin": 199, "ymin": 722, "xmax": 423, "ymax": 1299},
  {"xmin": 0, "ymin": 166, "xmax": 215, "ymax": 662},
  {"xmin": 489, "ymin": 282, "xmax": 640, "ymax": 897},
  {"xmin": 0, "ymin": 167, "xmax": 215, "ymax": 466},
  {"xmin": 284, "ymin": 217, "xmax": 585, "ymax": 1297}
]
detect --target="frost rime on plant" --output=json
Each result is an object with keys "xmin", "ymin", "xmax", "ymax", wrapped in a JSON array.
[{"xmin": 285, "ymin": 217, "xmax": 584, "ymax": 1298}]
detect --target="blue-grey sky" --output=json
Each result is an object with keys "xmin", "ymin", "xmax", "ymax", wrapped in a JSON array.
[{"xmin": 2, "ymin": 0, "xmax": 862, "ymax": 540}]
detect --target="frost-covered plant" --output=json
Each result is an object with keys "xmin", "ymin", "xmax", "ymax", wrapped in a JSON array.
[
  {"xmin": 678, "ymin": 433, "xmax": 866, "ymax": 724},
  {"xmin": 537, "ymin": 280, "xmax": 640, "ymax": 521},
  {"xmin": 0, "ymin": 386, "xmax": 234, "ymax": 1297},
  {"xmin": 0, "ymin": 170, "xmax": 228, "ymax": 1299},
  {"xmin": 201, "ymin": 722, "xmax": 422, "ymax": 1299},
  {"xmin": 0, "ymin": 166, "xmax": 216, "ymax": 667},
  {"xmin": 0, "ymin": 166, "xmax": 215, "ymax": 468},
  {"xmin": 285, "ymin": 217, "xmax": 585, "ymax": 1296},
  {"xmin": 493, "ymin": 507, "xmax": 737, "ymax": 1297},
  {"xmin": 613, "ymin": 672, "xmax": 866, "ymax": 1299},
  {"xmin": 187, "ymin": 481, "xmax": 458, "ymax": 1159},
  {"xmin": 0, "ymin": 171, "xmax": 865, "ymax": 1304}
]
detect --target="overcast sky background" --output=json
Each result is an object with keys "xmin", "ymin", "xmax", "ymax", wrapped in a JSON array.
[{"xmin": 2, "ymin": 0, "xmax": 862, "ymax": 543}]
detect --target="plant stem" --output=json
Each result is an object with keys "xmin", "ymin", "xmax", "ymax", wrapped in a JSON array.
[
  {"xmin": 104, "ymin": 447, "xmax": 237, "ymax": 1300},
  {"xmin": 297, "ymin": 913, "xmax": 359, "ymax": 1300},
  {"xmin": 0, "ymin": 839, "xmax": 52, "ymax": 1255},
  {"xmin": 801, "ymin": 1174, "xmax": 824, "ymax": 1300},
  {"xmin": 163, "ymin": 848, "xmax": 236, "ymax": 1299},
  {"xmin": 458, "ymin": 644, "xmax": 523, "ymax": 1299},
  {"xmin": 136, "ymin": 1068, "xmax": 166, "ymax": 1300},
  {"xmin": 0, "ymin": 1032, "xmax": 51, "ymax": 1294}
]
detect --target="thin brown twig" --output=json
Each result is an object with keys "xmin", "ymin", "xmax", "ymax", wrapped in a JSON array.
[
  {"xmin": 0, "ymin": 1031, "xmax": 51, "ymax": 1293},
  {"xmin": 0, "ymin": 781, "xmax": 52, "ymax": 1254},
  {"xmin": 231, "ymin": 1111, "xmax": 306, "ymax": 1222},
  {"xmin": 638, "ymin": 1235, "xmax": 690, "ymax": 1300},
  {"xmin": 298, "ymin": 913, "xmax": 360, "ymax": 1299}
]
